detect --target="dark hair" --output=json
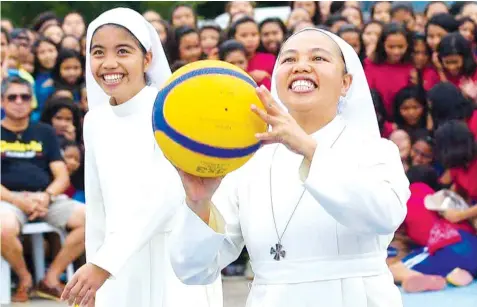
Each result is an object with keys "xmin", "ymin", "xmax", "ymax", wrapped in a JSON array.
[
  {"xmin": 393, "ymin": 85, "xmax": 428, "ymax": 129},
  {"xmin": 170, "ymin": 4, "xmax": 197, "ymax": 28},
  {"xmin": 31, "ymin": 11, "xmax": 59, "ymax": 32},
  {"xmin": 411, "ymin": 128, "xmax": 434, "ymax": 147},
  {"xmin": 424, "ymin": 1, "xmax": 448, "ymax": 17},
  {"xmin": 329, "ymin": 2, "xmax": 345, "ymax": 15},
  {"xmin": 170, "ymin": 60, "xmax": 187, "ymax": 72},
  {"xmin": 169, "ymin": 26, "xmax": 200, "ymax": 63},
  {"xmin": 40, "ymin": 97, "xmax": 83, "ymax": 143},
  {"xmin": 199, "ymin": 22, "xmax": 224, "ymax": 46},
  {"xmin": 391, "ymin": 2, "xmax": 415, "ymax": 17},
  {"xmin": 438, "ymin": 32, "xmax": 477, "ymax": 77},
  {"xmin": 458, "ymin": 16, "xmax": 477, "ymax": 41},
  {"xmin": 62, "ymin": 12, "xmax": 84, "ymax": 25},
  {"xmin": 1, "ymin": 76, "xmax": 32, "ymax": 97},
  {"xmin": 151, "ymin": 19, "xmax": 173, "ymax": 63},
  {"xmin": 289, "ymin": 1, "xmax": 322, "ymax": 25},
  {"xmin": 32, "ymin": 36, "xmax": 58, "ymax": 76},
  {"xmin": 324, "ymin": 14, "xmax": 348, "ymax": 29},
  {"xmin": 406, "ymin": 165, "xmax": 441, "ymax": 191},
  {"xmin": 435, "ymin": 120, "xmax": 477, "ymax": 168},
  {"xmin": 52, "ymin": 48, "xmax": 84, "ymax": 93},
  {"xmin": 363, "ymin": 19, "xmax": 385, "ymax": 33},
  {"xmin": 337, "ymin": 24, "xmax": 366, "ymax": 62},
  {"xmin": 228, "ymin": 16, "xmax": 257, "ymax": 39},
  {"xmin": 1, "ymin": 27, "xmax": 10, "ymax": 44},
  {"xmin": 371, "ymin": 89, "xmax": 386, "ymax": 131},
  {"xmin": 425, "ymin": 13, "xmax": 459, "ymax": 35},
  {"xmin": 428, "ymin": 82, "xmax": 475, "ymax": 128},
  {"xmin": 370, "ymin": 1, "xmax": 391, "ymax": 19},
  {"xmin": 60, "ymin": 139, "xmax": 80, "ymax": 151},
  {"xmin": 341, "ymin": 6, "xmax": 363, "ymax": 27},
  {"xmin": 219, "ymin": 39, "xmax": 247, "ymax": 61},
  {"xmin": 374, "ymin": 22, "xmax": 412, "ymax": 64},
  {"xmin": 258, "ymin": 17, "xmax": 287, "ymax": 54}
]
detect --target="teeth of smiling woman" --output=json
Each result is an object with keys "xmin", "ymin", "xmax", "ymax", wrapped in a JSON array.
[
  {"xmin": 103, "ymin": 74, "xmax": 124, "ymax": 84},
  {"xmin": 291, "ymin": 80, "xmax": 316, "ymax": 92}
]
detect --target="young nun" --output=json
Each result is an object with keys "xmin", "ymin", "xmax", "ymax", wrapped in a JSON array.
[
  {"xmin": 170, "ymin": 28, "xmax": 410, "ymax": 307},
  {"xmin": 60, "ymin": 8, "xmax": 222, "ymax": 307}
]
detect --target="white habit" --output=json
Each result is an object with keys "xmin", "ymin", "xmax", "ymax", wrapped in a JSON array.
[
  {"xmin": 83, "ymin": 8, "xmax": 222, "ymax": 307},
  {"xmin": 169, "ymin": 28, "xmax": 410, "ymax": 307},
  {"xmin": 84, "ymin": 86, "xmax": 222, "ymax": 307}
]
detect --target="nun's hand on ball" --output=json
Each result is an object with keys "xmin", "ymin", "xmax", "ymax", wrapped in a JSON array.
[
  {"xmin": 177, "ymin": 170, "xmax": 223, "ymax": 223},
  {"xmin": 252, "ymin": 85, "xmax": 317, "ymax": 161}
]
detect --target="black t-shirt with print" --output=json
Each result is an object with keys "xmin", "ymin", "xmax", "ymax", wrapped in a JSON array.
[{"xmin": 1, "ymin": 122, "xmax": 63, "ymax": 192}]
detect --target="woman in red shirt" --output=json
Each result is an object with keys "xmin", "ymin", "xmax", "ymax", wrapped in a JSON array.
[
  {"xmin": 428, "ymin": 82, "xmax": 477, "ymax": 138},
  {"xmin": 365, "ymin": 22, "xmax": 413, "ymax": 119},
  {"xmin": 435, "ymin": 121, "xmax": 477, "ymax": 205},
  {"xmin": 228, "ymin": 16, "xmax": 276, "ymax": 90}
]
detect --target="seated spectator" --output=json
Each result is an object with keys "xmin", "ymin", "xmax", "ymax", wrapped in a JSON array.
[
  {"xmin": 286, "ymin": 8, "xmax": 312, "ymax": 31},
  {"xmin": 219, "ymin": 39, "xmax": 248, "ymax": 72},
  {"xmin": 435, "ymin": 120, "xmax": 477, "ymax": 205},
  {"xmin": 389, "ymin": 165, "xmax": 477, "ymax": 293},
  {"xmin": 0, "ymin": 77, "xmax": 85, "ymax": 302},
  {"xmin": 61, "ymin": 12, "xmax": 85, "ymax": 39},
  {"xmin": 60, "ymin": 140, "xmax": 84, "ymax": 203},
  {"xmin": 370, "ymin": 1, "xmax": 391, "ymax": 24},
  {"xmin": 199, "ymin": 23, "xmax": 222, "ymax": 58},
  {"xmin": 170, "ymin": 3, "xmax": 197, "ymax": 29},
  {"xmin": 51, "ymin": 48, "xmax": 84, "ymax": 103},
  {"xmin": 40, "ymin": 96, "xmax": 83, "ymax": 144},
  {"xmin": 393, "ymin": 85, "xmax": 428, "ymax": 136},
  {"xmin": 390, "ymin": 129, "xmax": 411, "ymax": 171},
  {"xmin": 258, "ymin": 17, "xmax": 286, "ymax": 56},
  {"xmin": 409, "ymin": 129, "xmax": 434, "ymax": 168},
  {"xmin": 228, "ymin": 17, "xmax": 275, "ymax": 90},
  {"xmin": 428, "ymin": 82, "xmax": 477, "ymax": 137}
]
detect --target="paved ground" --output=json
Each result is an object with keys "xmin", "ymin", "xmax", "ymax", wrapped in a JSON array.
[{"xmin": 5, "ymin": 277, "xmax": 250, "ymax": 307}]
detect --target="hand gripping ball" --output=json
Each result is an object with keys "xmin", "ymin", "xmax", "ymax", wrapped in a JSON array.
[{"xmin": 152, "ymin": 60, "xmax": 268, "ymax": 177}]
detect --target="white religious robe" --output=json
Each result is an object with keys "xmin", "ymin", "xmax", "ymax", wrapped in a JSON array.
[
  {"xmin": 83, "ymin": 86, "xmax": 222, "ymax": 307},
  {"xmin": 170, "ymin": 115, "xmax": 410, "ymax": 307}
]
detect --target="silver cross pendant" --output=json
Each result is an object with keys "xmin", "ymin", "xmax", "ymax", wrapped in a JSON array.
[{"xmin": 270, "ymin": 243, "xmax": 286, "ymax": 261}]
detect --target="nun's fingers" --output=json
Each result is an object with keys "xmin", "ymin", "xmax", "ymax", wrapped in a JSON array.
[
  {"xmin": 255, "ymin": 131, "xmax": 281, "ymax": 144},
  {"xmin": 256, "ymin": 85, "xmax": 281, "ymax": 115},
  {"xmin": 251, "ymin": 104, "xmax": 280, "ymax": 126},
  {"xmin": 80, "ymin": 289, "xmax": 94, "ymax": 307}
]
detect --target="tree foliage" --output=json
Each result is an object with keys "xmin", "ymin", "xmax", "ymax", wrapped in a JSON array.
[{"xmin": 1, "ymin": 1, "xmax": 206, "ymax": 28}]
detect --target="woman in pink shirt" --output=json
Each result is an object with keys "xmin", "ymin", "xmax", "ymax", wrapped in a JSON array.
[
  {"xmin": 228, "ymin": 16, "xmax": 276, "ymax": 89},
  {"xmin": 365, "ymin": 22, "xmax": 413, "ymax": 119}
]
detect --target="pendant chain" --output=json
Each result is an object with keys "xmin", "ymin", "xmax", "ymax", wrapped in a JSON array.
[{"xmin": 269, "ymin": 145, "xmax": 307, "ymax": 249}]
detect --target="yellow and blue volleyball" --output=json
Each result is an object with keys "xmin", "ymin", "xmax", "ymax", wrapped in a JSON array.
[{"xmin": 152, "ymin": 60, "xmax": 267, "ymax": 177}]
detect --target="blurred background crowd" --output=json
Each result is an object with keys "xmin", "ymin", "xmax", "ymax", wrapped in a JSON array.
[{"xmin": 1, "ymin": 0, "xmax": 477, "ymax": 304}]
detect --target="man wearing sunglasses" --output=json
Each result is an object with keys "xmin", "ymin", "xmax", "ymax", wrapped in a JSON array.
[{"xmin": 0, "ymin": 76, "xmax": 85, "ymax": 302}]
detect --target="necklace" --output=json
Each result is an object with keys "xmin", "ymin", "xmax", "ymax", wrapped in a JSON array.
[{"xmin": 269, "ymin": 145, "xmax": 306, "ymax": 261}]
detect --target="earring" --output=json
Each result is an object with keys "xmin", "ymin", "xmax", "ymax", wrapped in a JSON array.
[{"xmin": 337, "ymin": 96, "xmax": 347, "ymax": 114}]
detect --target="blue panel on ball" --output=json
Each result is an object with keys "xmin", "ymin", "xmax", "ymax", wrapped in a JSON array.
[{"xmin": 152, "ymin": 67, "xmax": 261, "ymax": 159}]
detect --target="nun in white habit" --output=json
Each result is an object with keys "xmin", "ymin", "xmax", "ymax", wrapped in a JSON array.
[
  {"xmin": 169, "ymin": 28, "xmax": 411, "ymax": 307},
  {"xmin": 60, "ymin": 8, "xmax": 222, "ymax": 307}
]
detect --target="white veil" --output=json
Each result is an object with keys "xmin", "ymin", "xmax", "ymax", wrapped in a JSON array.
[
  {"xmin": 85, "ymin": 8, "xmax": 171, "ymax": 110},
  {"xmin": 270, "ymin": 28, "xmax": 380, "ymax": 139}
]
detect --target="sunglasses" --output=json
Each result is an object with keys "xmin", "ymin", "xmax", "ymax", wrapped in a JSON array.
[{"xmin": 6, "ymin": 94, "xmax": 32, "ymax": 103}]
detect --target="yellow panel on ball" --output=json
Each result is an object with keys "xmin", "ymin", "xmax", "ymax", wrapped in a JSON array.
[{"xmin": 152, "ymin": 60, "xmax": 267, "ymax": 177}]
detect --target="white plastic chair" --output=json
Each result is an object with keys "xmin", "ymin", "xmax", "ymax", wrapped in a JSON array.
[{"xmin": 0, "ymin": 222, "xmax": 75, "ymax": 305}]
